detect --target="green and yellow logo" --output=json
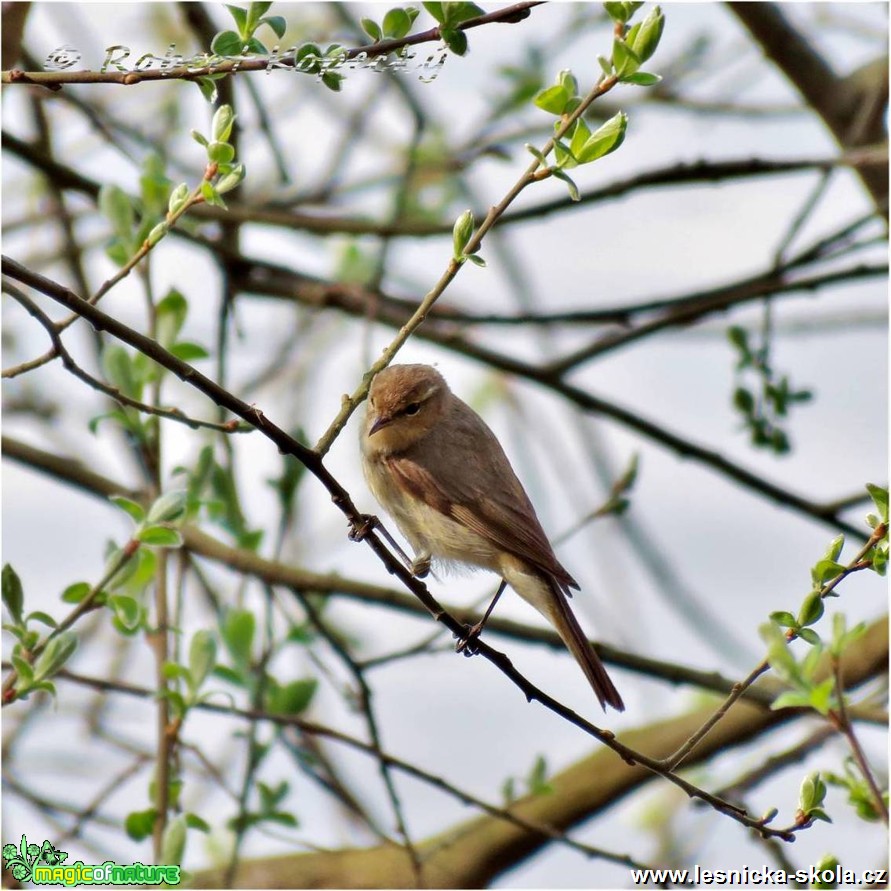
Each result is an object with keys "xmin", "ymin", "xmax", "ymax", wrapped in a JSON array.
[{"xmin": 2, "ymin": 835, "xmax": 181, "ymax": 886}]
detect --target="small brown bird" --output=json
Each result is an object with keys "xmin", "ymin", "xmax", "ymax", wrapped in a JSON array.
[{"xmin": 361, "ymin": 363, "xmax": 624, "ymax": 712}]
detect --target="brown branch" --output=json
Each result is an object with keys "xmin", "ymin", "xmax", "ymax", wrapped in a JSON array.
[
  {"xmin": 730, "ymin": 3, "xmax": 888, "ymax": 217},
  {"xmin": 6, "ymin": 126, "xmax": 885, "ymax": 241},
  {"xmin": 1, "ymin": 2, "xmax": 542, "ymax": 87},
  {"xmin": 829, "ymin": 656, "xmax": 889, "ymax": 824}
]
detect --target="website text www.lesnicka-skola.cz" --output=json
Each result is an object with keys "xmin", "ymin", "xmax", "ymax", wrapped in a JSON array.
[{"xmin": 630, "ymin": 864, "xmax": 888, "ymax": 886}]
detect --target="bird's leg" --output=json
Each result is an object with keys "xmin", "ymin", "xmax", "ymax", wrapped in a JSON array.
[
  {"xmin": 349, "ymin": 514, "xmax": 419, "ymax": 577},
  {"xmin": 456, "ymin": 580, "xmax": 507, "ymax": 655}
]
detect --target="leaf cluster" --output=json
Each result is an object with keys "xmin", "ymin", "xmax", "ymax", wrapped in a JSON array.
[{"xmin": 728, "ymin": 324, "xmax": 813, "ymax": 455}]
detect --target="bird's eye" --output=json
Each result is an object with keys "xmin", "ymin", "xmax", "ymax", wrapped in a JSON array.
[{"xmin": 404, "ymin": 402, "xmax": 421, "ymax": 416}]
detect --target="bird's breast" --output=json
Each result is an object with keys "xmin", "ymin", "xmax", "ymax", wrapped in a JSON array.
[{"xmin": 361, "ymin": 452, "xmax": 501, "ymax": 572}]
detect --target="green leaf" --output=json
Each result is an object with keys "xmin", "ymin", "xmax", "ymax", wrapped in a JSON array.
[
  {"xmin": 215, "ymin": 163, "xmax": 246, "ymax": 195},
  {"xmin": 769, "ymin": 610, "xmax": 797, "ymax": 628},
  {"xmin": 441, "ymin": 27, "xmax": 467, "ymax": 56},
  {"xmin": 265, "ymin": 677, "xmax": 317, "ymax": 715},
  {"xmin": 797, "ymin": 590, "xmax": 824, "ymax": 627},
  {"xmin": 568, "ymin": 117, "xmax": 592, "ymax": 160},
  {"xmin": 125, "ymin": 809, "xmax": 157, "ymax": 842},
  {"xmin": 551, "ymin": 167, "xmax": 580, "ymax": 201},
  {"xmin": 423, "ymin": 1, "xmax": 445, "ymax": 23},
  {"xmin": 247, "ymin": 1, "xmax": 273, "ymax": 22},
  {"xmin": 830, "ymin": 615, "xmax": 866, "ymax": 658},
  {"xmin": 759, "ymin": 621, "xmax": 798, "ymax": 683},
  {"xmin": 557, "ymin": 68, "xmax": 578, "ymax": 98},
  {"xmin": 200, "ymin": 180, "xmax": 223, "ymax": 207},
  {"xmin": 525, "ymin": 144, "xmax": 548, "ymax": 165},
  {"xmin": 811, "ymin": 558, "xmax": 845, "ymax": 587},
  {"xmin": 2, "ymin": 564, "xmax": 24, "ymax": 625},
  {"xmin": 12, "ymin": 654, "xmax": 34, "ymax": 685},
  {"xmin": 139, "ymin": 153, "xmax": 172, "ymax": 217},
  {"xmin": 267, "ymin": 448, "xmax": 306, "ymax": 518},
  {"xmin": 771, "ymin": 690, "xmax": 812, "ymax": 711},
  {"xmin": 800, "ymin": 771, "xmax": 828, "ymax": 813},
  {"xmin": 628, "ymin": 5, "xmax": 664, "ymax": 63},
  {"xmin": 147, "ymin": 490, "xmax": 188, "ymax": 525},
  {"xmin": 576, "ymin": 110, "xmax": 627, "ymax": 163},
  {"xmin": 109, "ymin": 594, "xmax": 141, "ymax": 631},
  {"xmin": 467, "ymin": 253, "xmax": 486, "ymax": 267},
  {"xmin": 603, "ymin": 1, "xmax": 632, "ymax": 23},
  {"xmin": 27, "ymin": 611, "xmax": 57, "ymax": 628},
  {"xmin": 225, "ymin": 4, "xmax": 248, "ymax": 35},
  {"xmin": 533, "ymin": 84, "xmax": 570, "ymax": 115},
  {"xmin": 61, "ymin": 582, "xmax": 91, "ymax": 604},
  {"xmin": 155, "ymin": 289, "xmax": 188, "ymax": 348},
  {"xmin": 797, "ymin": 627, "xmax": 821, "ymax": 646},
  {"xmin": 866, "ymin": 483, "xmax": 889, "ymax": 524},
  {"xmin": 383, "ymin": 8, "xmax": 412, "ymax": 38},
  {"xmin": 110, "ymin": 495, "xmax": 146, "ymax": 524},
  {"xmin": 33, "ymin": 631, "xmax": 78, "ymax": 681},
  {"xmin": 824, "ymin": 534, "xmax": 845, "ymax": 563},
  {"xmin": 212, "ymin": 664, "xmax": 246, "ymax": 687},
  {"xmin": 170, "ymin": 341, "xmax": 210, "ymax": 362},
  {"xmin": 442, "ymin": 1, "xmax": 484, "ymax": 24},
  {"xmin": 361, "ymin": 16, "xmax": 382, "ymax": 40},
  {"xmin": 188, "ymin": 630, "xmax": 217, "ymax": 694},
  {"xmin": 452, "ymin": 209, "xmax": 474, "ymax": 257},
  {"xmin": 527, "ymin": 754, "xmax": 553, "ymax": 795},
  {"xmin": 622, "ymin": 71, "xmax": 661, "ymax": 86},
  {"xmin": 185, "ymin": 813, "xmax": 212, "ymax": 833},
  {"xmin": 211, "ymin": 30, "xmax": 245, "ymax": 56},
  {"xmin": 99, "ymin": 184, "xmax": 135, "ymax": 241},
  {"xmin": 806, "ymin": 678, "xmax": 835, "ymax": 715},
  {"xmin": 733, "ymin": 387, "xmax": 754, "ymax": 414},
  {"xmin": 160, "ymin": 816, "xmax": 187, "ymax": 867},
  {"xmin": 321, "ymin": 71, "xmax": 343, "ymax": 91},
  {"xmin": 162, "ymin": 662, "xmax": 192, "ymax": 682},
  {"xmin": 208, "ymin": 141, "xmax": 236, "ymax": 164},
  {"xmin": 103, "ymin": 345, "xmax": 140, "ymax": 400},
  {"xmin": 136, "ymin": 526, "xmax": 183, "ymax": 547},
  {"xmin": 105, "ymin": 239, "xmax": 131, "ymax": 267},
  {"xmin": 145, "ymin": 220, "xmax": 170, "ymax": 247},
  {"xmin": 612, "ymin": 37, "xmax": 639, "ymax": 78},
  {"xmin": 222, "ymin": 608, "xmax": 256, "ymax": 667},
  {"xmin": 211, "ymin": 104, "xmax": 236, "ymax": 143},
  {"xmin": 259, "ymin": 15, "xmax": 287, "ymax": 39}
]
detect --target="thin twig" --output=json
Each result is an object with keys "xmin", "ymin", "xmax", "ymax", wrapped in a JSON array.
[
  {"xmin": 829, "ymin": 657, "xmax": 889, "ymax": 824},
  {"xmin": 2, "ymin": 281, "xmax": 248, "ymax": 433},
  {"xmin": 660, "ymin": 525, "xmax": 887, "ymax": 771}
]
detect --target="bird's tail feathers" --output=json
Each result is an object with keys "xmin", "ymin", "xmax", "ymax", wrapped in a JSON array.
[{"xmin": 547, "ymin": 580, "xmax": 624, "ymax": 712}]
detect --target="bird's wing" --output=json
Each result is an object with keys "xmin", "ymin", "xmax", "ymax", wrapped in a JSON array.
[{"xmin": 385, "ymin": 434, "xmax": 578, "ymax": 590}]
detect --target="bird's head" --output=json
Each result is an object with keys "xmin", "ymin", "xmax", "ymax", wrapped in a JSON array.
[{"xmin": 363, "ymin": 364, "xmax": 449, "ymax": 454}]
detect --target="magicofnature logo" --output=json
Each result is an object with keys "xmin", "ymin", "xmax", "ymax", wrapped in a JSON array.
[{"xmin": 2, "ymin": 834, "xmax": 181, "ymax": 886}]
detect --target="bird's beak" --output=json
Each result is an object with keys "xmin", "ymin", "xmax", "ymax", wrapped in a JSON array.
[{"xmin": 368, "ymin": 414, "xmax": 391, "ymax": 436}]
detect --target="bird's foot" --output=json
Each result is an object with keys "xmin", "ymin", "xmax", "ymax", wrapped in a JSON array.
[
  {"xmin": 455, "ymin": 621, "xmax": 484, "ymax": 656},
  {"xmin": 349, "ymin": 513, "xmax": 377, "ymax": 542}
]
